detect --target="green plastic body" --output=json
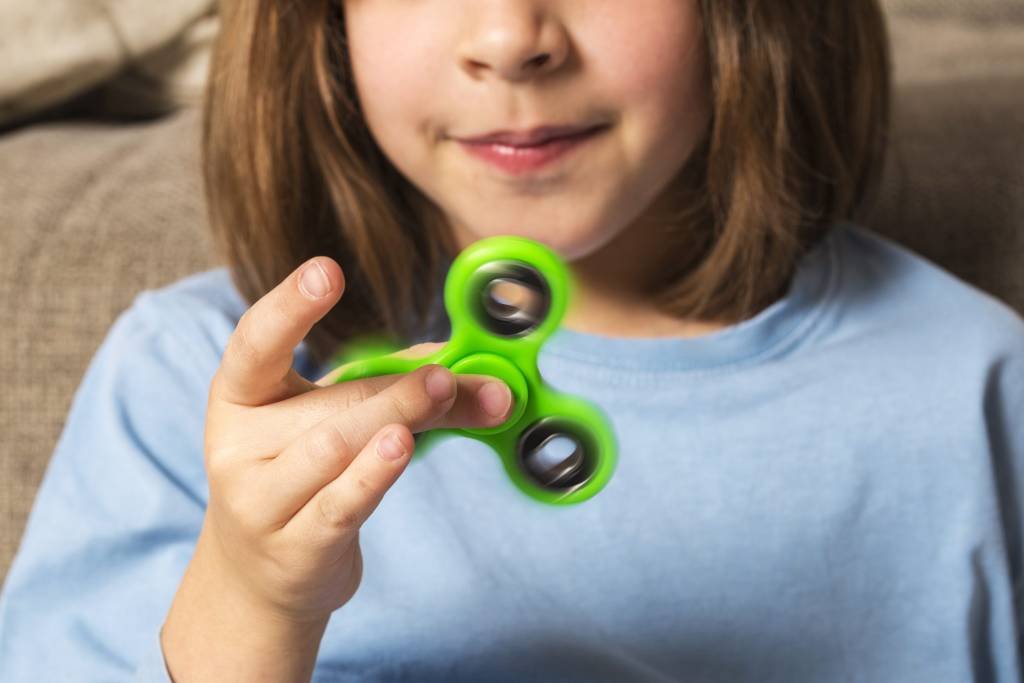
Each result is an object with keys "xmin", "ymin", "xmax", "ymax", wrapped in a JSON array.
[{"xmin": 327, "ymin": 236, "xmax": 618, "ymax": 506}]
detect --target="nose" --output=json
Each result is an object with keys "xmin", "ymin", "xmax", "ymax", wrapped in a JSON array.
[{"xmin": 458, "ymin": 3, "xmax": 569, "ymax": 82}]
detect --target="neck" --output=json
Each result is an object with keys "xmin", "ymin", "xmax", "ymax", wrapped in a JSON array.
[
  {"xmin": 560, "ymin": 226, "xmax": 726, "ymax": 339},
  {"xmin": 447, "ymin": 216, "xmax": 728, "ymax": 340}
]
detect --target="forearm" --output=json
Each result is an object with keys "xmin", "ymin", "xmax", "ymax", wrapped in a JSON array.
[{"xmin": 161, "ymin": 530, "xmax": 329, "ymax": 682}]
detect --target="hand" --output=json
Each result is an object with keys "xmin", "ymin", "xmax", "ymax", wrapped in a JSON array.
[{"xmin": 162, "ymin": 256, "xmax": 514, "ymax": 680}]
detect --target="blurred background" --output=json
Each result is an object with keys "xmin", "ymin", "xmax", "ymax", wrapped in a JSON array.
[{"xmin": 1, "ymin": 0, "xmax": 1023, "ymax": 584}]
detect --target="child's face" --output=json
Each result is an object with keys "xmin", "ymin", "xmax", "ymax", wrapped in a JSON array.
[{"xmin": 344, "ymin": 0, "xmax": 710, "ymax": 262}]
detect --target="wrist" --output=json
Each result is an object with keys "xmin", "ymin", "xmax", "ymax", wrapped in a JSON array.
[{"xmin": 162, "ymin": 525, "xmax": 329, "ymax": 682}]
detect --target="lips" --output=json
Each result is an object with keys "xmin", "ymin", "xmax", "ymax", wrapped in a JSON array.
[
  {"xmin": 456, "ymin": 125, "xmax": 608, "ymax": 175},
  {"xmin": 457, "ymin": 124, "xmax": 606, "ymax": 147}
]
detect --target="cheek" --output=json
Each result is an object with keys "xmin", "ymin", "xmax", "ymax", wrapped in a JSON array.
[
  {"xmin": 345, "ymin": 13, "xmax": 442, "ymax": 149},
  {"xmin": 588, "ymin": 6, "xmax": 709, "ymax": 137}
]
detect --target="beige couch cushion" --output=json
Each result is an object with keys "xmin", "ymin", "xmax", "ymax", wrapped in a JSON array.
[
  {"xmin": 0, "ymin": 0, "xmax": 216, "ymax": 126},
  {"xmin": 0, "ymin": 111, "xmax": 214, "ymax": 578}
]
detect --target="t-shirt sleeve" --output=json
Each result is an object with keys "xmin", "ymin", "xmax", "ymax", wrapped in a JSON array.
[{"xmin": 0, "ymin": 289, "xmax": 223, "ymax": 682}]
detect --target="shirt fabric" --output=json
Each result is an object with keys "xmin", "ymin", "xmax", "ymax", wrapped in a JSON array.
[{"xmin": 2, "ymin": 221, "xmax": 1024, "ymax": 682}]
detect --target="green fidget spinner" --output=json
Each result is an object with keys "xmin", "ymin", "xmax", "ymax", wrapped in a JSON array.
[{"xmin": 327, "ymin": 235, "xmax": 617, "ymax": 506}]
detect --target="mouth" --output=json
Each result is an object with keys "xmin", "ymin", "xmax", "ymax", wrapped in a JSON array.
[
  {"xmin": 457, "ymin": 123, "xmax": 606, "ymax": 146},
  {"xmin": 455, "ymin": 124, "xmax": 610, "ymax": 176}
]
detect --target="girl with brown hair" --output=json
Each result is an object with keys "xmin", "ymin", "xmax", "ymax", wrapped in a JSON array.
[{"xmin": 3, "ymin": 1, "xmax": 1024, "ymax": 681}]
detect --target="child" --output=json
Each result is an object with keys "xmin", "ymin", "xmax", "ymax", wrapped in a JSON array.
[{"xmin": 2, "ymin": 0, "xmax": 1023, "ymax": 680}]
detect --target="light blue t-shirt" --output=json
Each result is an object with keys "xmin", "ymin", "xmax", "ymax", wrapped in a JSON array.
[{"xmin": 2, "ymin": 221, "xmax": 1023, "ymax": 682}]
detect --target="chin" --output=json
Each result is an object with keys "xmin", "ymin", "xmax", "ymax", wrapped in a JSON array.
[{"xmin": 456, "ymin": 218, "xmax": 620, "ymax": 264}]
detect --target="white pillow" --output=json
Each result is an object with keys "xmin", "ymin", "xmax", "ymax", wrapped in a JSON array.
[{"xmin": 0, "ymin": 0, "xmax": 215, "ymax": 126}]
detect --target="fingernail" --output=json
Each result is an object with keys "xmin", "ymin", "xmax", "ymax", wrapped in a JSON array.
[
  {"xmin": 425, "ymin": 366, "xmax": 455, "ymax": 402},
  {"xmin": 478, "ymin": 381, "xmax": 512, "ymax": 418},
  {"xmin": 377, "ymin": 431, "xmax": 407, "ymax": 461},
  {"xmin": 299, "ymin": 261, "xmax": 330, "ymax": 299}
]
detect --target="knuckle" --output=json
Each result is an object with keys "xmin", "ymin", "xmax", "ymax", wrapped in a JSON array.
[
  {"xmin": 316, "ymin": 492, "xmax": 362, "ymax": 532},
  {"xmin": 382, "ymin": 390, "xmax": 417, "ymax": 426},
  {"xmin": 205, "ymin": 428, "xmax": 242, "ymax": 463},
  {"xmin": 305, "ymin": 421, "xmax": 355, "ymax": 469},
  {"xmin": 346, "ymin": 380, "xmax": 376, "ymax": 410},
  {"xmin": 353, "ymin": 474, "xmax": 374, "ymax": 498},
  {"xmin": 204, "ymin": 451, "xmax": 227, "ymax": 483},
  {"xmin": 322, "ymin": 377, "xmax": 376, "ymax": 413},
  {"xmin": 203, "ymin": 426, "xmax": 251, "ymax": 479},
  {"xmin": 204, "ymin": 445, "xmax": 234, "ymax": 485}
]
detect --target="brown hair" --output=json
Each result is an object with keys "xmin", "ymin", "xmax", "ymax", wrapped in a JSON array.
[{"xmin": 202, "ymin": 1, "xmax": 892, "ymax": 369}]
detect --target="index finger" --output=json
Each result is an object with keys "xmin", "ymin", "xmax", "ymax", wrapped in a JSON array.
[{"xmin": 213, "ymin": 257, "xmax": 345, "ymax": 407}]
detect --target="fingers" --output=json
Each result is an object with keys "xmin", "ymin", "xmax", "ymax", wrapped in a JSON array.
[
  {"xmin": 293, "ymin": 422, "xmax": 413, "ymax": 545},
  {"xmin": 313, "ymin": 341, "xmax": 508, "ymax": 432},
  {"xmin": 220, "ymin": 339, "xmax": 506, "ymax": 461},
  {"xmin": 252, "ymin": 364, "xmax": 458, "ymax": 528},
  {"xmin": 213, "ymin": 257, "xmax": 345, "ymax": 407},
  {"xmin": 244, "ymin": 370, "xmax": 510, "ymax": 461},
  {"xmin": 420, "ymin": 372, "xmax": 513, "ymax": 431}
]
